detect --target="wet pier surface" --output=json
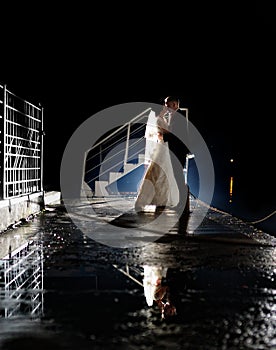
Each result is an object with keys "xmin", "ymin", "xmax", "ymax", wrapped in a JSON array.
[{"xmin": 0, "ymin": 197, "xmax": 276, "ymax": 349}]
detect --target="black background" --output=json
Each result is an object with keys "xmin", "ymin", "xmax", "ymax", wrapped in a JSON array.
[{"xmin": 1, "ymin": 2, "xmax": 275, "ymax": 213}]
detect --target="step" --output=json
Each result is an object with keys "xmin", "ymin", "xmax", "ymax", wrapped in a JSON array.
[{"xmin": 95, "ymin": 181, "xmax": 109, "ymax": 197}]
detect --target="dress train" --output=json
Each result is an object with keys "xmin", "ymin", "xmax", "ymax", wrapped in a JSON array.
[{"xmin": 135, "ymin": 111, "xmax": 179, "ymax": 212}]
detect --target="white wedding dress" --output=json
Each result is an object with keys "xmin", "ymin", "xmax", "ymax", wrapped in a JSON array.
[
  {"xmin": 143, "ymin": 265, "xmax": 168, "ymax": 306},
  {"xmin": 134, "ymin": 111, "xmax": 179, "ymax": 212}
]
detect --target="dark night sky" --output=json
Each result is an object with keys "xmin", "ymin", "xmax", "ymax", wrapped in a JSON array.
[{"xmin": 1, "ymin": 2, "xmax": 275, "ymax": 212}]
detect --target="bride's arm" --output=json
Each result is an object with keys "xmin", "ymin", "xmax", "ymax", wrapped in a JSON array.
[{"xmin": 156, "ymin": 116, "xmax": 170, "ymax": 136}]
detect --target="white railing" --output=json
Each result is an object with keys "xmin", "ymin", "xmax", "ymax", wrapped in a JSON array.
[
  {"xmin": 84, "ymin": 108, "xmax": 152, "ymax": 196},
  {"xmin": 83, "ymin": 107, "xmax": 192, "ymax": 197},
  {"xmin": 0, "ymin": 239, "xmax": 44, "ymax": 318},
  {"xmin": 0, "ymin": 84, "xmax": 44, "ymax": 199}
]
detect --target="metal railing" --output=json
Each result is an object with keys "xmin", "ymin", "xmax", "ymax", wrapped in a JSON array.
[
  {"xmin": 83, "ymin": 107, "xmax": 192, "ymax": 196},
  {"xmin": 84, "ymin": 108, "xmax": 152, "ymax": 194},
  {"xmin": 0, "ymin": 239, "xmax": 44, "ymax": 318},
  {"xmin": 0, "ymin": 84, "xmax": 44, "ymax": 199}
]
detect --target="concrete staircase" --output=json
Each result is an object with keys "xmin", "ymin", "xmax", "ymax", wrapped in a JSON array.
[
  {"xmin": 94, "ymin": 154, "xmax": 146, "ymax": 197},
  {"xmin": 93, "ymin": 153, "xmax": 194, "ymax": 197}
]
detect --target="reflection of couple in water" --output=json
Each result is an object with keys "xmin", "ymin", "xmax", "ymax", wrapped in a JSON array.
[
  {"xmin": 143, "ymin": 265, "xmax": 176, "ymax": 320},
  {"xmin": 134, "ymin": 96, "xmax": 190, "ymax": 233},
  {"xmin": 135, "ymin": 96, "xmax": 191, "ymax": 318}
]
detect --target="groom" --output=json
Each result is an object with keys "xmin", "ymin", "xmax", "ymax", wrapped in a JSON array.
[{"xmin": 158, "ymin": 96, "xmax": 190, "ymax": 229}]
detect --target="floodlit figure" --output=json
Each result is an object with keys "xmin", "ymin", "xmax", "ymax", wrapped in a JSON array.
[
  {"xmin": 135, "ymin": 110, "xmax": 179, "ymax": 212},
  {"xmin": 143, "ymin": 265, "xmax": 176, "ymax": 320},
  {"xmin": 135, "ymin": 96, "xmax": 191, "ymax": 234}
]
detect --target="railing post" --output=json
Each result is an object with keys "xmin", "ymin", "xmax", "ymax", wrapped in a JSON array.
[
  {"xmin": 40, "ymin": 105, "xmax": 44, "ymax": 193},
  {"xmin": 81, "ymin": 150, "xmax": 88, "ymax": 198},
  {"xmin": 0, "ymin": 84, "xmax": 4, "ymax": 199},
  {"xmin": 2, "ymin": 85, "xmax": 7, "ymax": 199},
  {"xmin": 180, "ymin": 108, "xmax": 191, "ymax": 184},
  {"xmin": 123, "ymin": 122, "xmax": 131, "ymax": 171}
]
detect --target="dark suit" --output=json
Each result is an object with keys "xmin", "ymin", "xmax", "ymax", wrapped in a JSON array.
[{"xmin": 163, "ymin": 109, "xmax": 190, "ymax": 220}]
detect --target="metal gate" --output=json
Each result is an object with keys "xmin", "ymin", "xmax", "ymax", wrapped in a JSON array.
[
  {"xmin": 0, "ymin": 84, "xmax": 44, "ymax": 199},
  {"xmin": 0, "ymin": 239, "xmax": 44, "ymax": 318}
]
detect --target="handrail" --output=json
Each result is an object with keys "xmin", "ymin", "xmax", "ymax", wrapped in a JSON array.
[
  {"xmin": 89, "ymin": 107, "xmax": 152, "ymax": 151},
  {"xmin": 83, "ymin": 105, "xmax": 193, "ymax": 197},
  {"xmin": 6, "ymin": 87, "xmax": 42, "ymax": 110},
  {"xmin": 86, "ymin": 123, "xmax": 145, "ymax": 163},
  {"xmin": 86, "ymin": 137, "xmax": 144, "ymax": 176},
  {"xmin": 84, "ymin": 107, "xmax": 152, "ymax": 194},
  {"xmin": 86, "ymin": 143, "xmax": 145, "ymax": 185}
]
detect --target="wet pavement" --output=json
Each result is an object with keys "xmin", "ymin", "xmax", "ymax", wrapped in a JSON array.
[{"xmin": 0, "ymin": 199, "xmax": 276, "ymax": 349}]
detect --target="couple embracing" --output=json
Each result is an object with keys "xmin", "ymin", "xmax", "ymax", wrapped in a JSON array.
[{"xmin": 135, "ymin": 96, "xmax": 191, "ymax": 231}]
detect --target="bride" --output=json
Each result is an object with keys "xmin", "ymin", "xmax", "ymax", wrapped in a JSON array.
[{"xmin": 134, "ymin": 110, "xmax": 179, "ymax": 212}]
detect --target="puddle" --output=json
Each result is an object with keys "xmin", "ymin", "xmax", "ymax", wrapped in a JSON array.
[{"xmin": 1, "ymin": 204, "xmax": 276, "ymax": 349}]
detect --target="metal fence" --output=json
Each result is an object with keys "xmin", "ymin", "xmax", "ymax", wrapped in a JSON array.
[
  {"xmin": 0, "ymin": 84, "xmax": 43, "ymax": 199},
  {"xmin": 83, "ymin": 107, "xmax": 192, "ymax": 197},
  {"xmin": 0, "ymin": 239, "xmax": 44, "ymax": 318},
  {"xmin": 84, "ymin": 108, "xmax": 150, "ymax": 196}
]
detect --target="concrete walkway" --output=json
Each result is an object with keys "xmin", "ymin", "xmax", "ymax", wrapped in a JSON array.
[
  {"xmin": 1, "ymin": 195, "xmax": 276, "ymax": 349},
  {"xmin": 2, "ymin": 194, "xmax": 275, "ymax": 259},
  {"xmin": 94, "ymin": 196, "xmax": 276, "ymax": 246}
]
